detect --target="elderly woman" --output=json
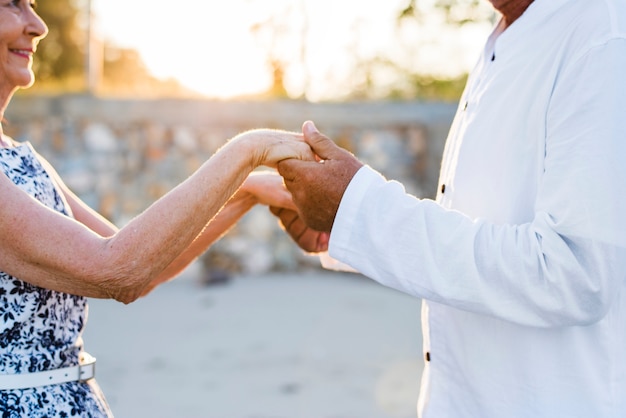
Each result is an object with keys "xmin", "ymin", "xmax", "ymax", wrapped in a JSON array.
[{"xmin": 0, "ymin": 1, "xmax": 313, "ymax": 416}]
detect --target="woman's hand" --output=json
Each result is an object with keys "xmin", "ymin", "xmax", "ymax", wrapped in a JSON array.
[
  {"xmin": 238, "ymin": 171, "xmax": 296, "ymax": 210},
  {"xmin": 229, "ymin": 129, "xmax": 317, "ymax": 169}
]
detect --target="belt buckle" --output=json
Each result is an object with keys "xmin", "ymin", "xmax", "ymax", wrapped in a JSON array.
[{"xmin": 78, "ymin": 354, "xmax": 96, "ymax": 382}]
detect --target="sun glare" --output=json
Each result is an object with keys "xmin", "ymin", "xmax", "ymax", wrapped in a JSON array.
[
  {"xmin": 93, "ymin": 0, "xmax": 492, "ymax": 100},
  {"xmin": 93, "ymin": 0, "xmax": 274, "ymax": 98}
]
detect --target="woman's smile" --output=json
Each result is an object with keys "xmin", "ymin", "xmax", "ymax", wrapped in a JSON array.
[{"xmin": 9, "ymin": 47, "xmax": 33, "ymax": 59}]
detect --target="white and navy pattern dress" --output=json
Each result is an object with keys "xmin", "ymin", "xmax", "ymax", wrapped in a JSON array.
[{"xmin": 0, "ymin": 143, "xmax": 112, "ymax": 417}]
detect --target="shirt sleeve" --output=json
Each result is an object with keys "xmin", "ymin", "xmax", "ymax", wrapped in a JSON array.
[
  {"xmin": 328, "ymin": 39, "xmax": 626, "ymax": 328},
  {"xmin": 318, "ymin": 252, "xmax": 359, "ymax": 273}
]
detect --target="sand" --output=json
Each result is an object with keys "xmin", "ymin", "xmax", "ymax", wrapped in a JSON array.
[{"xmin": 82, "ymin": 268, "xmax": 424, "ymax": 418}]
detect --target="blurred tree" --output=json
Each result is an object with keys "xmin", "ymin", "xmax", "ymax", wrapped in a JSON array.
[
  {"xmin": 23, "ymin": 0, "xmax": 194, "ymax": 97},
  {"xmin": 249, "ymin": 1, "xmax": 307, "ymax": 100},
  {"xmin": 31, "ymin": 0, "xmax": 84, "ymax": 89},
  {"xmin": 265, "ymin": 60, "xmax": 289, "ymax": 99},
  {"xmin": 99, "ymin": 46, "xmax": 199, "ymax": 98},
  {"xmin": 381, "ymin": 0, "xmax": 493, "ymax": 101},
  {"xmin": 399, "ymin": 0, "xmax": 493, "ymax": 25},
  {"xmin": 247, "ymin": 0, "xmax": 493, "ymax": 102},
  {"xmin": 346, "ymin": 56, "xmax": 469, "ymax": 102}
]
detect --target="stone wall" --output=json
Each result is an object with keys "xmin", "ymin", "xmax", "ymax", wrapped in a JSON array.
[{"xmin": 5, "ymin": 95, "xmax": 456, "ymax": 281}]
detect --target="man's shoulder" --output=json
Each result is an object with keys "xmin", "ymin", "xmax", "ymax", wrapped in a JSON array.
[
  {"xmin": 562, "ymin": 0, "xmax": 626, "ymax": 37},
  {"xmin": 548, "ymin": 0, "xmax": 626, "ymax": 62}
]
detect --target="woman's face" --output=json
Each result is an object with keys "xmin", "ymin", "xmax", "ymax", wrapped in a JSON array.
[{"xmin": 0, "ymin": 0, "xmax": 47, "ymax": 93}]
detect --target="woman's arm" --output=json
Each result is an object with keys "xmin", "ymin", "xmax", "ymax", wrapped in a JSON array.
[
  {"xmin": 43, "ymin": 152, "xmax": 294, "ymax": 293},
  {"xmin": 140, "ymin": 171, "xmax": 294, "ymax": 295},
  {"xmin": 51, "ymin": 162, "xmax": 292, "ymax": 297},
  {"xmin": 0, "ymin": 129, "xmax": 312, "ymax": 303},
  {"xmin": 38, "ymin": 156, "xmax": 119, "ymax": 238}
]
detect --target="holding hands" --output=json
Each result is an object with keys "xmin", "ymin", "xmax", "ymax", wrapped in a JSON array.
[
  {"xmin": 221, "ymin": 121, "xmax": 363, "ymax": 256},
  {"xmin": 227, "ymin": 128, "xmax": 316, "ymax": 169},
  {"xmin": 270, "ymin": 121, "xmax": 363, "ymax": 253}
]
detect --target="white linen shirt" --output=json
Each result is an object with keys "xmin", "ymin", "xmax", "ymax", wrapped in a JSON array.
[{"xmin": 328, "ymin": 0, "xmax": 626, "ymax": 417}]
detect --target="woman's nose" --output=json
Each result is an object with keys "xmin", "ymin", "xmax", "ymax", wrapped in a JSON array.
[{"xmin": 25, "ymin": 8, "xmax": 49, "ymax": 40}]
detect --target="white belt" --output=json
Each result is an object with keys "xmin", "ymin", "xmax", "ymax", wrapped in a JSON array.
[{"xmin": 0, "ymin": 353, "xmax": 96, "ymax": 391}]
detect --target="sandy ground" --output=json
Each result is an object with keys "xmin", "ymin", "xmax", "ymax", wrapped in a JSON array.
[{"xmin": 82, "ymin": 268, "xmax": 424, "ymax": 418}]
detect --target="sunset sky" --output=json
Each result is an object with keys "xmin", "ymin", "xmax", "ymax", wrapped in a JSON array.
[{"xmin": 92, "ymin": 0, "xmax": 494, "ymax": 100}]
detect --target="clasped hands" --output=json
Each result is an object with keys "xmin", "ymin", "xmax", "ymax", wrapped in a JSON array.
[{"xmin": 270, "ymin": 120, "xmax": 364, "ymax": 254}]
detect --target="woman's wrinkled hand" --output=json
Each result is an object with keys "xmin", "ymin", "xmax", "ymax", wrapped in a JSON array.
[
  {"xmin": 230, "ymin": 129, "xmax": 317, "ymax": 169},
  {"xmin": 240, "ymin": 171, "xmax": 296, "ymax": 210}
]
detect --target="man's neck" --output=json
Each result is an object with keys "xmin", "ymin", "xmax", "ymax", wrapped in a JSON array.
[{"xmin": 491, "ymin": 0, "xmax": 535, "ymax": 28}]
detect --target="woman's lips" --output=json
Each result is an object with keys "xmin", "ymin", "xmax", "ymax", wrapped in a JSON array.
[{"xmin": 10, "ymin": 49, "xmax": 33, "ymax": 59}]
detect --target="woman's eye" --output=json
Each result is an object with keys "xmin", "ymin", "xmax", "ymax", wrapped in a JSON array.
[{"xmin": 5, "ymin": 0, "xmax": 36, "ymax": 9}]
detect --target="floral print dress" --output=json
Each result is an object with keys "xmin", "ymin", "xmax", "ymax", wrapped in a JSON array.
[{"xmin": 0, "ymin": 143, "xmax": 112, "ymax": 417}]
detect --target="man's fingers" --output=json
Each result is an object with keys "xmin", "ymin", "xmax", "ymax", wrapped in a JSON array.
[
  {"xmin": 302, "ymin": 120, "xmax": 341, "ymax": 161},
  {"xmin": 271, "ymin": 206, "xmax": 300, "ymax": 230},
  {"xmin": 276, "ymin": 159, "xmax": 293, "ymax": 181},
  {"xmin": 270, "ymin": 206, "xmax": 299, "ymax": 230},
  {"xmin": 297, "ymin": 229, "xmax": 330, "ymax": 253},
  {"xmin": 269, "ymin": 206, "xmax": 328, "ymax": 253},
  {"xmin": 277, "ymin": 158, "xmax": 314, "ymax": 184},
  {"xmin": 269, "ymin": 206, "xmax": 283, "ymax": 217},
  {"xmin": 277, "ymin": 149, "xmax": 328, "ymax": 189}
]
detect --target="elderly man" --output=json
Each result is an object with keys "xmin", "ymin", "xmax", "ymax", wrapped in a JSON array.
[{"xmin": 274, "ymin": 0, "xmax": 626, "ymax": 416}]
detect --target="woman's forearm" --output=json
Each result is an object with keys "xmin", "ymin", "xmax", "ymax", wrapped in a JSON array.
[
  {"xmin": 100, "ymin": 138, "xmax": 260, "ymax": 301},
  {"xmin": 141, "ymin": 189, "xmax": 258, "ymax": 295},
  {"xmin": 140, "ymin": 170, "xmax": 296, "ymax": 296},
  {"xmin": 0, "ymin": 130, "xmax": 310, "ymax": 303},
  {"xmin": 90, "ymin": 130, "xmax": 313, "ymax": 302}
]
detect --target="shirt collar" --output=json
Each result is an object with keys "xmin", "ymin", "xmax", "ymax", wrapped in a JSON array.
[{"xmin": 492, "ymin": 0, "xmax": 576, "ymax": 58}]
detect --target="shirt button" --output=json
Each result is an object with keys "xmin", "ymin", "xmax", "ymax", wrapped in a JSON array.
[
  {"xmin": 441, "ymin": 184, "xmax": 446, "ymax": 194},
  {"xmin": 463, "ymin": 102, "xmax": 468, "ymax": 111},
  {"xmin": 425, "ymin": 352, "xmax": 431, "ymax": 362}
]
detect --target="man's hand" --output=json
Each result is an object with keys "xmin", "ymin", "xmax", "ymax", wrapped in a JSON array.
[
  {"xmin": 277, "ymin": 121, "xmax": 363, "ymax": 232},
  {"xmin": 269, "ymin": 206, "xmax": 329, "ymax": 253}
]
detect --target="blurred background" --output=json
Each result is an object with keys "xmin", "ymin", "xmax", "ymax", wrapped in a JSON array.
[
  {"xmin": 5, "ymin": 1, "xmax": 496, "ymax": 416},
  {"xmin": 6, "ymin": 0, "xmax": 496, "ymax": 278},
  {"xmin": 25, "ymin": 0, "xmax": 495, "ymax": 100}
]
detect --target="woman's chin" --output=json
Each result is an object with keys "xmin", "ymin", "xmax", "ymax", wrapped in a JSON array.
[
  {"xmin": 20, "ymin": 75, "xmax": 36, "ymax": 89},
  {"xmin": 12, "ymin": 71, "xmax": 36, "ymax": 90},
  {"xmin": 20, "ymin": 80, "xmax": 35, "ymax": 89}
]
